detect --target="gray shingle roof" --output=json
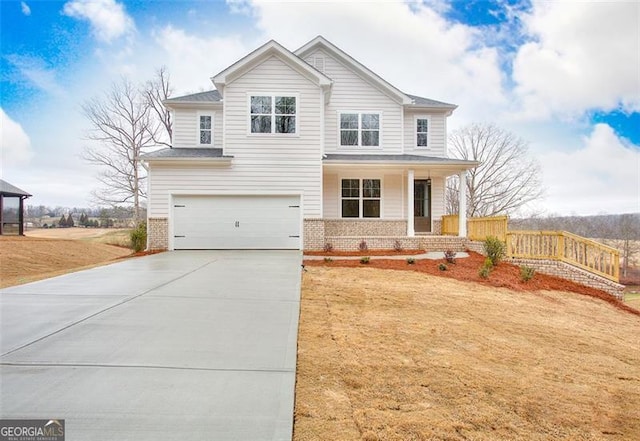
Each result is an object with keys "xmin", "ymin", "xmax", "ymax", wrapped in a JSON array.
[
  {"xmin": 405, "ymin": 94, "xmax": 457, "ymax": 109},
  {"xmin": 141, "ymin": 148, "xmax": 232, "ymax": 159},
  {"xmin": 323, "ymin": 154, "xmax": 477, "ymax": 165},
  {"xmin": 0, "ymin": 179, "xmax": 31, "ymax": 197},
  {"xmin": 164, "ymin": 90, "xmax": 221, "ymax": 103}
]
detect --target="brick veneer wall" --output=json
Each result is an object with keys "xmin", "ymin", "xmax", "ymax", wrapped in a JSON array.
[
  {"xmin": 303, "ymin": 219, "xmax": 325, "ymax": 251},
  {"xmin": 148, "ymin": 217, "xmax": 168, "ymax": 251},
  {"xmin": 324, "ymin": 219, "xmax": 407, "ymax": 237},
  {"xmin": 432, "ymin": 220, "xmax": 442, "ymax": 235}
]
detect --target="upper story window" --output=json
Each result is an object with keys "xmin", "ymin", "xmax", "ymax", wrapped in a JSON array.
[
  {"xmin": 340, "ymin": 113, "xmax": 380, "ymax": 147},
  {"xmin": 341, "ymin": 178, "xmax": 381, "ymax": 218},
  {"xmin": 416, "ymin": 116, "xmax": 430, "ymax": 148},
  {"xmin": 250, "ymin": 95, "xmax": 297, "ymax": 134},
  {"xmin": 199, "ymin": 114, "xmax": 213, "ymax": 145}
]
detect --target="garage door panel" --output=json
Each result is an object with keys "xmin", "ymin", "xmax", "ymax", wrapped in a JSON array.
[{"xmin": 172, "ymin": 195, "xmax": 300, "ymax": 250}]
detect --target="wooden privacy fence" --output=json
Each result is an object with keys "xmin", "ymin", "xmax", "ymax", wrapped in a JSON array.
[
  {"xmin": 506, "ymin": 230, "xmax": 620, "ymax": 282},
  {"xmin": 441, "ymin": 215, "xmax": 508, "ymax": 241}
]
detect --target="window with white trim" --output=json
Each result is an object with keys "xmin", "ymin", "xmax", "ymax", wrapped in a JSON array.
[
  {"xmin": 341, "ymin": 178, "xmax": 381, "ymax": 218},
  {"xmin": 340, "ymin": 113, "xmax": 380, "ymax": 147},
  {"xmin": 199, "ymin": 114, "xmax": 213, "ymax": 145},
  {"xmin": 416, "ymin": 116, "xmax": 429, "ymax": 147},
  {"xmin": 250, "ymin": 95, "xmax": 296, "ymax": 134}
]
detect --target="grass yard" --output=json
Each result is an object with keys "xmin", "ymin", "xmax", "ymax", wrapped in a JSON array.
[
  {"xmin": 625, "ymin": 290, "xmax": 640, "ymax": 310},
  {"xmin": 294, "ymin": 267, "xmax": 640, "ymax": 440},
  {"xmin": 0, "ymin": 230, "xmax": 133, "ymax": 288}
]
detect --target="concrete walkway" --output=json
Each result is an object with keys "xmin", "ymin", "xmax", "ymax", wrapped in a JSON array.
[
  {"xmin": 0, "ymin": 251, "xmax": 302, "ymax": 441},
  {"xmin": 303, "ymin": 251, "xmax": 469, "ymax": 261}
]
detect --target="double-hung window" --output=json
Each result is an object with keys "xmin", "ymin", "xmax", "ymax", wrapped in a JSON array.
[
  {"xmin": 341, "ymin": 178, "xmax": 381, "ymax": 218},
  {"xmin": 199, "ymin": 114, "xmax": 213, "ymax": 145},
  {"xmin": 250, "ymin": 95, "xmax": 297, "ymax": 134},
  {"xmin": 416, "ymin": 116, "xmax": 429, "ymax": 147},
  {"xmin": 340, "ymin": 113, "xmax": 380, "ymax": 147}
]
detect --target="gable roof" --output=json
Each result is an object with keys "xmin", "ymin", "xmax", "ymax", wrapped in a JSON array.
[
  {"xmin": 0, "ymin": 179, "xmax": 31, "ymax": 197},
  {"xmin": 212, "ymin": 39, "xmax": 332, "ymax": 96},
  {"xmin": 164, "ymin": 90, "xmax": 221, "ymax": 104},
  {"xmin": 295, "ymin": 36, "xmax": 413, "ymax": 106},
  {"xmin": 405, "ymin": 94, "xmax": 457, "ymax": 110}
]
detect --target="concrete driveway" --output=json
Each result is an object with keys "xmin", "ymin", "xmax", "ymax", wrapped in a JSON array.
[{"xmin": 0, "ymin": 250, "xmax": 302, "ymax": 441}]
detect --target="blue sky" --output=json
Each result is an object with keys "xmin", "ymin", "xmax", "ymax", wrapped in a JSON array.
[{"xmin": 1, "ymin": 0, "xmax": 638, "ymax": 215}]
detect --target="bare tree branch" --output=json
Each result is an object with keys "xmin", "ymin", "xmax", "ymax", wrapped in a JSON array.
[
  {"xmin": 144, "ymin": 66, "xmax": 172, "ymax": 147},
  {"xmin": 446, "ymin": 123, "xmax": 545, "ymax": 217}
]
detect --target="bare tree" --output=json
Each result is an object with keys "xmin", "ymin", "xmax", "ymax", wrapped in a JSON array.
[
  {"xmin": 144, "ymin": 66, "xmax": 172, "ymax": 147},
  {"xmin": 446, "ymin": 123, "xmax": 544, "ymax": 217},
  {"xmin": 82, "ymin": 78, "xmax": 157, "ymax": 221}
]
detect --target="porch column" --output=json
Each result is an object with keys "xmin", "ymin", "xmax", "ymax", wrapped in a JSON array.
[
  {"xmin": 407, "ymin": 169, "xmax": 415, "ymax": 237},
  {"xmin": 458, "ymin": 170, "xmax": 467, "ymax": 237}
]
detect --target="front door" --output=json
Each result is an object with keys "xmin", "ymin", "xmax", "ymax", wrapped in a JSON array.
[{"xmin": 414, "ymin": 179, "xmax": 431, "ymax": 233}]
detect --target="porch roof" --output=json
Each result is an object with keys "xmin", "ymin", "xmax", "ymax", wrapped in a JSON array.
[
  {"xmin": 0, "ymin": 179, "xmax": 31, "ymax": 197},
  {"xmin": 140, "ymin": 148, "xmax": 233, "ymax": 161},
  {"xmin": 322, "ymin": 154, "xmax": 479, "ymax": 169}
]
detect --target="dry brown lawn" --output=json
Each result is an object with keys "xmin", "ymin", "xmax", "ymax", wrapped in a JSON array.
[
  {"xmin": 0, "ymin": 234, "xmax": 132, "ymax": 288},
  {"xmin": 295, "ymin": 267, "xmax": 640, "ymax": 441}
]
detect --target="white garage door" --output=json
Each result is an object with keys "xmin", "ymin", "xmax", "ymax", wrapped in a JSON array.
[{"xmin": 172, "ymin": 195, "xmax": 301, "ymax": 250}]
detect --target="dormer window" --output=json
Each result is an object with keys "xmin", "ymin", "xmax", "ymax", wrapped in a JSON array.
[
  {"xmin": 250, "ymin": 95, "xmax": 297, "ymax": 134},
  {"xmin": 199, "ymin": 114, "xmax": 213, "ymax": 145}
]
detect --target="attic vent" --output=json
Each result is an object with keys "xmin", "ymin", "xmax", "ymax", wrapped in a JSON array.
[{"xmin": 314, "ymin": 56, "xmax": 325, "ymax": 73}]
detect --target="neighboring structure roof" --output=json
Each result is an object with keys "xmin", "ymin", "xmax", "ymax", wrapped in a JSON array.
[
  {"xmin": 164, "ymin": 90, "xmax": 221, "ymax": 104},
  {"xmin": 212, "ymin": 39, "xmax": 333, "ymax": 96},
  {"xmin": 141, "ymin": 148, "xmax": 233, "ymax": 160},
  {"xmin": 0, "ymin": 179, "xmax": 31, "ymax": 197},
  {"xmin": 323, "ymin": 154, "xmax": 478, "ymax": 167},
  {"xmin": 405, "ymin": 94, "xmax": 457, "ymax": 110}
]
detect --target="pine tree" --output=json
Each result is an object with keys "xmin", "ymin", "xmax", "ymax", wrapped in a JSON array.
[
  {"xmin": 67, "ymin": 214, "xmax": 75, "ymax": 227},
  {"xmin": 59, "ymin": 214, "xmax": 67, "ymax": 228}
]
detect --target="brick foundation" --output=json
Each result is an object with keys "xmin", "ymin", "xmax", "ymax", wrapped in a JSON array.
[
  {"xmin": 303, "ymin": 219, "xmax": 325, "ymax": 251},
  {"xmin": 148, "ymin": 217, "xmax": 168, "ymax": 251},
  {"xmin": 324, "ymin": 219, "xmax": 407, "ymax": 237}
]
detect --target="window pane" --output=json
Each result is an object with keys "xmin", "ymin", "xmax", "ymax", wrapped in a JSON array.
[
  {"xmin": 275, "ymin": 96, "xmax": 296, "ymax": 114},
  {"xmin": 341, "ymin": 179, "xmax": 360, "ymax": 198},
  {"xmin": 251, "ymin": 115, "xmax": 271, "ymax": 133},
  {"xmin": 362, "ymin": 179, "xmax": 380, "ymax": 198},
  {"xmin": 361, "ymin": 114, "xmax": 379, "ymax": 130},
  {"xmin": 417, "ymin": 118, "xmax": 428, "ymax": 133},
  {"xmin": 2, "ymin": 197, "xmax": 19, "ymax": 222},
  {"xmin": 250, "ymin": 96, "xmax": 271, "ymax": 114},
  {"xmin": 342, "ymin": 199, "xmax": 359, "ymax": 218},
  {"xmin": 275, "ymin": 116, "xmax": 296, "ymax": 133},
  {"xmin": 417, "ymin": 133, "xmax": 428, "ymax": 147},
  {"xmin": 361, "ymin": 130, "xmax": 379, "ymax": 146},
  {"xmin": 340, "ymin": 114, "xmax": 358, "ymax": 129},
  {"xmin": 340, "ymin": 130, "xmax": 358, "ymax": 146},
  {"xmin": 363, "ymin": 200, "xmax": 380, "ymax": 218},
  {"xmin": 200, "ymin": 130, "xmax": 211, "ymax": 144},
  {"xmin": 200, "ymin": 115, "xmax": 211, "ymax": 130}
]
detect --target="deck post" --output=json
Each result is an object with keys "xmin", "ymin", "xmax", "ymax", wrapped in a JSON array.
[
  {"xmin": 458, "ymin": 171, "xmax": 467, "ymax": 237},
  {"xmin": 407, "ymin": 169, "xmax": 415, "ymax": 237}
]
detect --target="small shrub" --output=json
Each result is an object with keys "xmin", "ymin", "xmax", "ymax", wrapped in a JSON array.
[
  {"xmin": 483, "ymin": 236, "xmax": 506, "ymax": 266},
  {"xmin": 323, "ymin": 242, "xmax": 334, "ymax": 253},
  {"xmin": 393, "ymin": 240, "xmax": 403, "ymax": 252},
  {"xmin": 479, "ymin": 266, "xmax": 491, "ymax": 279},
  {"xmin": 360, "ymin": 256, "xmax": 370, "ymax": 264},
  {"xmin": 323, "ymin": 257, "xmax": 333, "ymax": 263},
  {"xmin": 520, "ymin": 265, "xmax": 536, "ymax": 282},
  {"xmin": 444, "ymin": 250, "xmax": 457, "ymax": 264},
  {"xmin": 358, "ymin": 240, "xmax": 369, "ymax": 252},
  {"xmin": 130, "ymin": 221, "xmax": 147, "ymax": 252},
  {"xmin": 484, "ymin": 257, "xmax": 494, "ymax": 269},
  {"xmin": 406, "ymin": 257, "xmax": 415, "ymax": 265},
  {"xmin": 438, "ymin": 263, "xmax": 448, "ymax": 271}
]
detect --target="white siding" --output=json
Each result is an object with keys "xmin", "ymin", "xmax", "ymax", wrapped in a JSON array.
[
  {"xmin": 403, "ymin": 111, "xmax": 447, "ymax": 156},
  {"xmin": 307, "ymin": 49, "xmax": 404, "ymax": 154},
  {"xmin": 383, "ymin": 174, "xmax": 403, "ymax": 218},
  {"xmin": 172, "ymin": 108, "xmax": 223, "ymax": 148},
  {"xmin": 323, "ymin": 173, "xmax": 339, "ymax": 218},
  {"xmin": 149, "ymin": 55, "xmax": 322, "ymax": 219}
]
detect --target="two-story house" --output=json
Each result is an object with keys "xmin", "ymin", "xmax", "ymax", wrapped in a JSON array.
[{"xmin": 142, "ymin": 36, "xmax": 478, "ymax": 251}]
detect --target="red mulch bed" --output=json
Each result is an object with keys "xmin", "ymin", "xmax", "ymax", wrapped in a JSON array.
[
  {"xmin": 304, "ymin": 252, "xmax": 640, "ymax": 317},
  {"xmin": 305, "ymin": 249, "xmax": 425, "ymax": 257}
]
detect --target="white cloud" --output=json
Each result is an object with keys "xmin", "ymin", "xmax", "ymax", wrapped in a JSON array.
[
  {"xmin": 0, "ymin": 108, "xmax": 34, "ymax": 168},
  {"xmin": 513, "ymin": 0, "xmax": 640, "ymax": 120},
  {"xmin": 539, "ymin": 124, "xmax": 640, "ymax": 215},
  {"xmin": 21, "ymin": 1, "xmax": 31, "ymax": 16},
  {"xmin": 62, "ymin": 0, "xmax": 134, "ymax": 43},
  {"xmin": 5, "ymin": 55, "xmax": 65, "ymax": 96}
]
